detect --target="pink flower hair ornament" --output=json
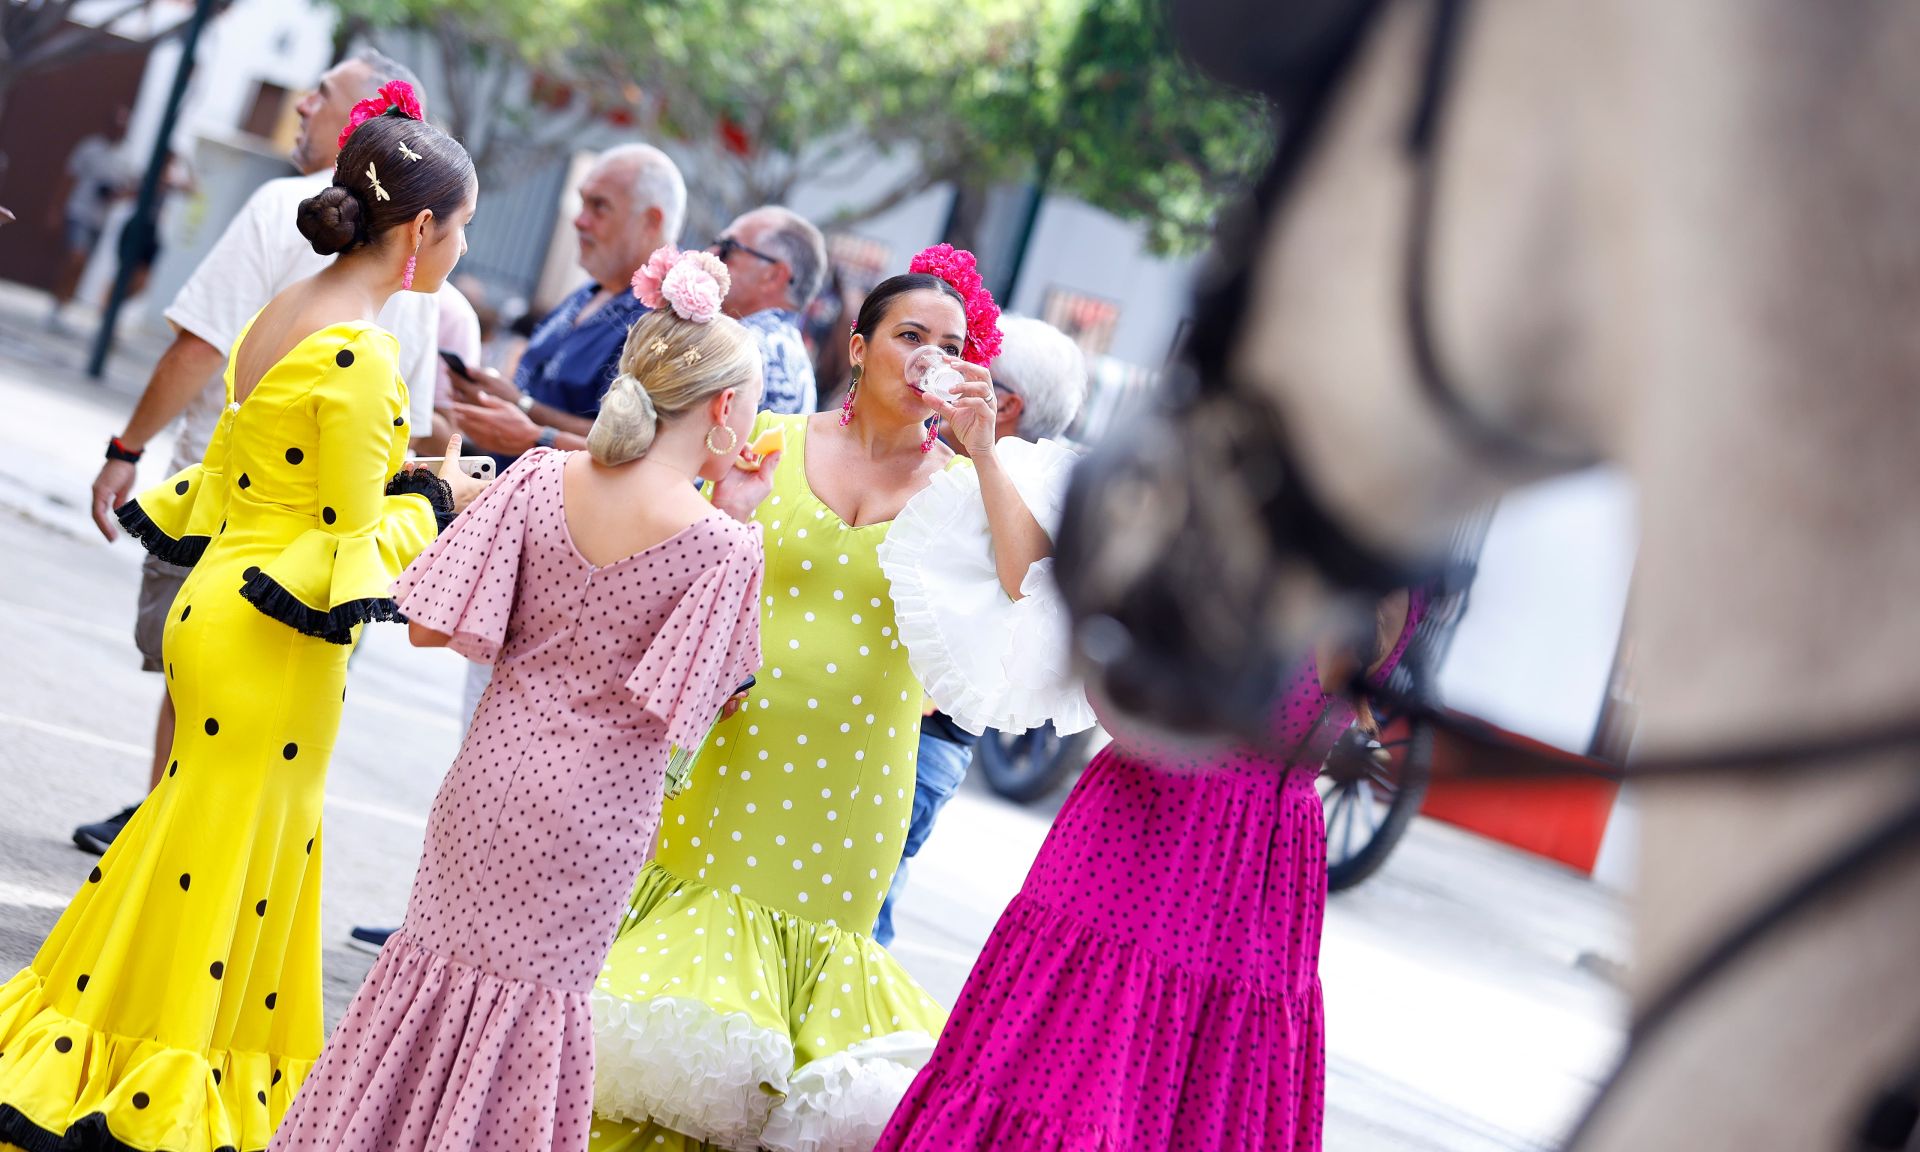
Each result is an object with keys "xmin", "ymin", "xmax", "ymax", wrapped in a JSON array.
[
  {"xmin": 910, "ymin": 243, "xmax": 1002, "ymax": 365},
  {"xmin": 337, "ymin": 80, "xmax": 426, "ymax": 150},
  {"xmin": 632, "ymin": 246, "xmax": 732, "ymax": 324}
]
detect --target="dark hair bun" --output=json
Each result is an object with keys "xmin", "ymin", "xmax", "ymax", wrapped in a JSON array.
[{"xmin": 296, "ymin": 185, "xmax": 366, "ymax": 256}]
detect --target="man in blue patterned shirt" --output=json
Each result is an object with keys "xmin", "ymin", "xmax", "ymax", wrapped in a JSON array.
[
  {"xmin": 449, "ymin": 144, "xmax": 686, "ymax": 464},
  {"xmin": 709, "ymin": 206, "xmax": 828, "ymax": 414}
]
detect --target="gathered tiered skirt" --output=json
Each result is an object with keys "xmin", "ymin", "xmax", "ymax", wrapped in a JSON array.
[{"xmin": 876, "ymin": 740, "xmax": 1332, "ymax": 1151}]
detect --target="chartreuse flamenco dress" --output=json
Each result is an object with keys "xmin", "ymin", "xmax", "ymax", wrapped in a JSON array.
[
  {"xmin": 586, "ymin": 413, "xmax": 954, "ymax": 1152},
  {"xmin": 0, "ymin": 319, "xmax": 445, "ymax": 1152}
]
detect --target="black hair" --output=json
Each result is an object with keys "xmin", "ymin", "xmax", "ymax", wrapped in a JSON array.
[
  {"xmin": 851, "ymin": 273, "xmax": 965, "ymax": 342},
  {"xmin": 296, "ymin": 109, "xmax": 474, "ymax": 257}
]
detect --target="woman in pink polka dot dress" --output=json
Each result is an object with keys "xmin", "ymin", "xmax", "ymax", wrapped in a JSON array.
[
  {"xmin": 874, "ymin": 596, "xmax": 1422, "ymax": 1152},
  {"xmin": 271, "ymin": 263, "xmax": 775, "ymax": 1152}
]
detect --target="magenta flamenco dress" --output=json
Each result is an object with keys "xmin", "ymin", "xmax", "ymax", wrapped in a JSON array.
[{"xmin": 875, "ymin": 612, "xmax": 1420, "ymax": 1152}]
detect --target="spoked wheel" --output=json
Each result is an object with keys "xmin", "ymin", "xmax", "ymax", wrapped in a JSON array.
[
  {"xmin": 1318, "ymin": 704, "xmax": 1433, "ymax": 892},
  {"xmin": 976, "ymin": 721, "xmax": 1095, "ymax": 805}
]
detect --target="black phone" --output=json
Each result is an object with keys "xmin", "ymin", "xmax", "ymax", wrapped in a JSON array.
[
  {"xmin": 439, "ymin": 349, "xmax": 475, "ymax": 380},
  {"xmin": 734, "ymin": 676, "xmax": 757, "ymax": 695}
]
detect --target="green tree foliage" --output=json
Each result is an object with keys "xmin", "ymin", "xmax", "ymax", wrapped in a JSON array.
[{"xmin": 326, "ymin": 0, "xmax": 1269, "ymax": 252}]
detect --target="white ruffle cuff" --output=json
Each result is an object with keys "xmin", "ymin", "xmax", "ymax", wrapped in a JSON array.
[{"xmin": 878, "ymin": 437, "xmax": 1094, "ymax": 737}]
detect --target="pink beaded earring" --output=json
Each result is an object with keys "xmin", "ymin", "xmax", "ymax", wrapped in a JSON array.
[
  {"xmin": 839, "ymin": 363, "xmax": 860, "ymax": 427},
  {"xmin": 920, "ymin": 420, "xmax": 940, "ymax": 453},
  {"xmin": 401, "ymin": 254, "xmax": 417, "ymax": 291}
]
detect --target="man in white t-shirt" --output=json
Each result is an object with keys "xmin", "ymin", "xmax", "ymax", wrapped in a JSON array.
[{"xmin": 75, "ymin": 49, "xmax": 440, "ymax": 854}]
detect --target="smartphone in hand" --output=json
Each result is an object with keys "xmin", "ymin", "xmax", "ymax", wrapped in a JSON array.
[
  {"xmin": 411, "ymin": 455, "xmax": 496, "ymax": 481},
  {"xmin": 439, "ymin": 350, "xmax": 475, "ymax": 380}
]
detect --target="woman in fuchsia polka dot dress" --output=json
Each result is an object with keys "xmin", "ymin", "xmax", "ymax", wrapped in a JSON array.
[
  {"xmin": 875, "ymin": 595, "xmax": 1423, "ymax": 1152},
  {"xmin": 273, "ymin": 259, "xmax": 774, "ymax": 1152}
]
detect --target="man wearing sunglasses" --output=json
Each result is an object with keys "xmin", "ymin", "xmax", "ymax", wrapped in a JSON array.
[{"xmin": 708, "ymin": 206, "xmax": 828, "ymax": 414}]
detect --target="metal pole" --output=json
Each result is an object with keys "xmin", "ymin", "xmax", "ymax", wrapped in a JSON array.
[{"xmin": 86, "ymin": 0, "xmax": 219, "ymax": 379}]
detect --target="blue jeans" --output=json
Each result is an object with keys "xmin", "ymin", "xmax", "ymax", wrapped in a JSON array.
[{"xmin": 873, "ymin": 729, "xmax": 974, "ymax": 946}]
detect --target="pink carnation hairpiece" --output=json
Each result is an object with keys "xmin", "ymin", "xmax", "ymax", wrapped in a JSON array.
[
  {"xmin": 337, "ymin": 79, "xmax": 425, "ymax": 150},
  {"xmin": 633, "ymin": 245, "xmax": 732, "ymax": 324},
  {"xmin": 910, "ymin": 243, "xmax": 1002, "ymax": 365}
]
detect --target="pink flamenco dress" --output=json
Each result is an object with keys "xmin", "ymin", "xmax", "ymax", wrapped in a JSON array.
[
  {"xmin": 268, "ymin": 448, "xmax": 763, "ymax": 1152},
  {"xmin": 873, "ymin": 608, "xmax": 1422, "ymax": 1152}
]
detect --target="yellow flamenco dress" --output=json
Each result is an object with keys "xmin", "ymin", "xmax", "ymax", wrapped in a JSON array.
[{"xmin": 0, "ymin": 320, "xmax": 446, "ymax": 1152}]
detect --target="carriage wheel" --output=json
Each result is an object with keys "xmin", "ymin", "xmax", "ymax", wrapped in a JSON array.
[{"xmin": 1318, "ymin": 703, "xmax": 1433, "ymax": 891}]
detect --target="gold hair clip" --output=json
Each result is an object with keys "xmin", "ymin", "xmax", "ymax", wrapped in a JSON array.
[
  {"xmin": 366, "ymin": 163, "xmax": 390, "ymax": 202},
  {"xmin": 684, "ymin": 350, "xmax": 702, "ymax": 365},
  {"xmin": 651, "ymin": 339, "xmax": 669, "ymax": 355},
  {"xmin": 398, "ymin": 141, "xmax": 423, "ymax": 163}
]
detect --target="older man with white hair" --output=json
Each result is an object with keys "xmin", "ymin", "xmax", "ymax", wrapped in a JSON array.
[
  {"xmin": 449, "ymin": 143, "xmax": 687, "ymax": 462},
  {"xmin": 708, "ymin": 204, "xmax": 828, "ymax": 413},
  {"xmin": 874, "ymin": 315, "xmax": 1090, "ymax": 946},
  {"xmin": 352, "ymin": 143, "xmax": 687, "ymax": 955}
]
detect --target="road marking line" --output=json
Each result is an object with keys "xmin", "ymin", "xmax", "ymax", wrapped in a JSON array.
[
  {"xmin": 0, "ymin": 712, "xmax": 147, "ymax": 757},
  {"xmin": 0, "ymin": 879, "xmax": 78, "ymax": 910},
  {"xmin": 0, "ymin": 713, "xmax": 425, "ymax": 829}
]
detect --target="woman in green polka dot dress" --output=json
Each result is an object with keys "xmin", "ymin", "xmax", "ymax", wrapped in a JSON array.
[{"xmin": 588, "ymin": 252, "xmax": 1049, "ymax": 1152}]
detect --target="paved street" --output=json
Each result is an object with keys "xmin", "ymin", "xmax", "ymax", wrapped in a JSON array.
[{"xmin": 0, "ymin": 286, "xmax": 1626, "ymax": 1151}]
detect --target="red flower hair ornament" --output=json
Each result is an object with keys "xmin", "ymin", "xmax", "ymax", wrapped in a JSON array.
[
  {"xmin": 337, "ymin": 80, "xmax": 426, "ymax": 150},
  {"xmin": 910, "ymin": 243, "xmax": 1003, "ymax": 366}
]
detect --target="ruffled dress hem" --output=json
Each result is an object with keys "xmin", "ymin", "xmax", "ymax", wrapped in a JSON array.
[
  {"xmin": 875, "ymin": 890, "xmax": 1322, "ymax": 1152},
  {"xmin": 271, "ymin": 928, "xmax": 593, "ymax": 1151},
  {"xmin": 0, "ymin": 971, "xmax": 310, "ymax": 1152},
  {"xmin": 591, "ymin": 864, "xmax": 941, "ymax": 1152}
]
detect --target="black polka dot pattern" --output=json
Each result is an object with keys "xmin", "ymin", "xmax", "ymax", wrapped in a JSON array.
[
  {"xmin": 322, "ymin": 506, "xmax": 336, "ymax": 525},
  {"xmin": 271, "ymin": 452, "xmax": 766, "ymax": 1149},
  {"xmin": 238, "ymin": 473, "xmax": 251, "ymax": 489},
  {"xmin": 76, "ymin": 975, "xmax": 88, "ymax": 992},
  {"xmin": 335, "ymin": 349, "xmax": 354, "ymax": 368},
  {"xmin": 204, "ymin": 718, "xmax": 219, "ymax": 736},
  {"xmin": 286, "ymin": 447, "xmax": 304, "ymax": 465},
  {"xmin": 283, "ymin": 743, "xmax": 299, "ymax": 760},
  {"xmin": 874, "ymin": 646, "xmax": 1421, "ymax": 1150},
  {"xmin": 88, "ymin": 866, "xmax": 101, "ymax": 883},
  {"xmin": 133, "ymin": 1092, "xmax": 149, "ymax": 1109},
  {"xmin": 53, "ymin": 1037, "xmax": 72, "ymax": 1054},
  {"xmin": 175, "ymin": 480, "xmax": 190, "ymax": 495},
  {"xmin": 210, "ymin": 961, "xmax": 224, "ymax": 979},
  {"xmin": 179, "ymin": 605, "xmax": 191, "ymax": 622}
]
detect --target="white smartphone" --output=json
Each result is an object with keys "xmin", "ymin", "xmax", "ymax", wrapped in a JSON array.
[{"xmin": 411, "ymin": 455, "xmax": 496, "ymax": 481}]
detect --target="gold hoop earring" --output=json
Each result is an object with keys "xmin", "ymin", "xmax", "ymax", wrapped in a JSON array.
[{"xmin": 706, "ymin": 425, "xmax": 738, "ymax": 455}]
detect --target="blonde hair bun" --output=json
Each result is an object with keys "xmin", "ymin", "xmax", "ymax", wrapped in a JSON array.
[{"xmin": 586, "ymin": 308, "xmax": 760, "ymax": 466}]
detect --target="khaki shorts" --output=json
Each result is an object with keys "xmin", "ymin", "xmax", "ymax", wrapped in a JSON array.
[{"xmin": 134, "ymin": 553, "xmax": 191, "ymax": 673}]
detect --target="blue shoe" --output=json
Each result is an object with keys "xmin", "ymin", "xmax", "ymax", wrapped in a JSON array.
[
  {"xmin": 73, "ymin": 804, "xmax": 139, "ymax": 855},
  {"xmin": 346, "ymin": 926, "xmax": 396, "ymax": 955}
]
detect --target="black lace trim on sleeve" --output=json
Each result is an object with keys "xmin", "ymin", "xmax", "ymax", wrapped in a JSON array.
[
  {"xmin": 239, "ymin": 570, "xmax": 399, "ymax": 646},
  {"xmin": 113, "ymin": 500, "xmax": 208, "ymax": 568},
  {"xmin": 386, "ymin": 469, "xmax": 457, "ymax": 534}
]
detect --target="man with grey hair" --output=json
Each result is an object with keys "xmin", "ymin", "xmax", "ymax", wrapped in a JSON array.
[
  {"xmin": 348, "ymin": 144, "xmax": 687, "ymax": 954},
  {"xmin": 874, "ymin": 315, "xmax": 1090, "ymax": 947},
  {"xmin": 709, "ymin": 204, "xmax": 827, "ymax": 413},
  {"xmin": 449, "ymin": 143, "xmax": 687, "ymax": 459},
  {"xmin": 74, "ymin": 49, "xmax": 440, "ymax": 855}
]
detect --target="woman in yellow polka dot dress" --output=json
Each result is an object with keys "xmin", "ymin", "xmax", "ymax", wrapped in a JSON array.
[
  {"xmin": 588, "ymin": 252, "xmax": 1050, "ymax": 1152},
  {"xmin": 0, "ymin": 94, "xmax": 481, "ymax": 1152}
]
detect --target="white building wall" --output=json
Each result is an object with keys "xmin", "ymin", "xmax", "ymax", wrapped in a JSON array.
[{"xmin": 1005, "ymin": 197, "xmax": 1196, "ymax": 368}]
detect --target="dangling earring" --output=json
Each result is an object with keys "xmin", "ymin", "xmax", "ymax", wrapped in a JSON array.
[
  {"xmin": 706, "ymin": 425, "xmax": 738, "ymax": 455},
  {"xmin": 401, "ymin": 253, "xmax": 417, "ymax": 291},
  {"xmin": 840, "ymin": 363, "xmax": 860, "ymax": 427},
  {"xmin": 920, "ymin": 419, "xmax": 940, "ymax": 454}
]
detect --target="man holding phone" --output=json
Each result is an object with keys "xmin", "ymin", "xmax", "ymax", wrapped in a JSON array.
[{"xmin": 443, "ymin": 144, "xmax": 684, "ymax": 464}]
